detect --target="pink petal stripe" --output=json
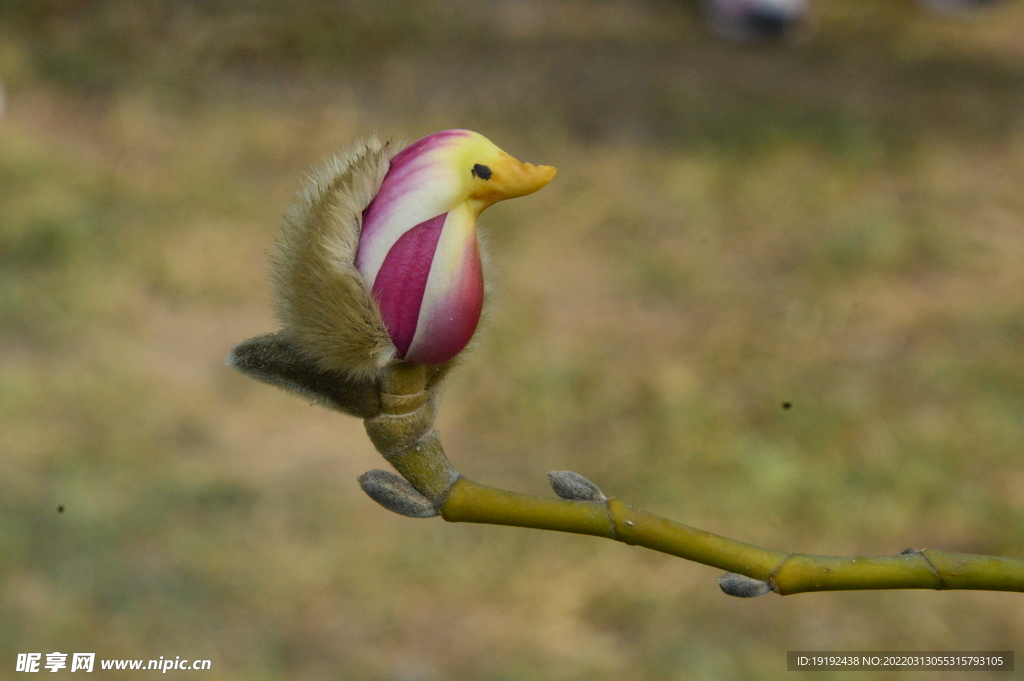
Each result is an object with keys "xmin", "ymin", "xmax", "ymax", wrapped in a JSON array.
[
  {"xmin": 371, "ymin": 213, "xmax": 447, "ymax": 358},
  {"xmin": 404, "ymin": 216, "xmax": 484, "ymax": 365}
]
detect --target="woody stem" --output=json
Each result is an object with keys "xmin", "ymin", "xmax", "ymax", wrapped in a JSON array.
[
  {"xmin": 359, "ymin": 364, "xmax": 1024, "ymax": 596},
  {"xmin": 363, "ymin": 362, "xmax": 459, "ymax": 504}
]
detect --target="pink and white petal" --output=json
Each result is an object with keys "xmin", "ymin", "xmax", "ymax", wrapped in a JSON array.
[
  {"xmin": 404, "ymin": 204, "xmax": 484, "ymax": 365},
  {"xmin": 356, "ymin": 131, "xmax": 474, "ymax": 288},
  {"xmin": 370, "ymin": 213, "xmax": 447, "ymax": 358}
]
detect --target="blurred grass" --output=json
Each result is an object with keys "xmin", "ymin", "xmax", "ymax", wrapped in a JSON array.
[{"xmin": 3, "ymin": 1, "xmax": 1024, "ymax": 679}]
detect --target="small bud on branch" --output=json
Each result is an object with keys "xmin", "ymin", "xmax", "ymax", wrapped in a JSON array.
[
  {"xmin": 358, "ymin": 469, "xmax": 438, "ymax": 518},
  {"xmin": 548, "ymin": 470, "xmax": 607, "ymax": 502},
  {"xmin": 718, "ymin": 572, "xmax": 773, "ymax": 598}
]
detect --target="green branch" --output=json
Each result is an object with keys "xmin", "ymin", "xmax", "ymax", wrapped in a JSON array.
[
  {"xmin": 440, "ymin": 476, "xmax": 1024, "ymax": 596},
  {"xmin": 228, "ymin": 338, "xmax": 1024, "ymax": 598}
]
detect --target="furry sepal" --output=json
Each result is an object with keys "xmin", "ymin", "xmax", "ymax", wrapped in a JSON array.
[
  {"xmin": 226, "ymin": 333, "xmax": 382, "ymax": 418},
  {"xmin": 271, "ymin": 136, "xmax": 399, "ymax": 379}
]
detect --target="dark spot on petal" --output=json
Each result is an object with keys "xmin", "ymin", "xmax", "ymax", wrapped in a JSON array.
[
  {"xmin": 57, "ymin": 505, "xmax": 64, "ymax": 513},
  {"xmin": 472, "ymin": 164, "xmax": 492, "ymax": 180},
  {"xmin": 782, "ymin": 402, "xmax": 792, "ymax": 410}
]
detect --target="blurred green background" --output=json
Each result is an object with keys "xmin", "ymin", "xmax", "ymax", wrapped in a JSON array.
[{"xmin": 3, "ymin": 1, "xmax": 1024, "ymax": 679}]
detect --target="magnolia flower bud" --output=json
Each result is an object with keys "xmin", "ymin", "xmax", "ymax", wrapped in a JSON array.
[
  {"xmin": 271, "ymin": 130, "xmax": 555, "ymax": 378},
  {"xmin": 356, "ymin": 130, "xmax": 556, "ymax": 365}
]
